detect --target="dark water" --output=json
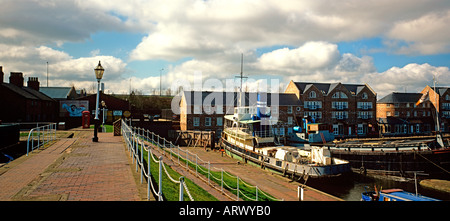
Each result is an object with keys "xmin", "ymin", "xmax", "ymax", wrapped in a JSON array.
[{"xmin": 305, "ymin": 173, "xmax": 450, "ymax": 201}]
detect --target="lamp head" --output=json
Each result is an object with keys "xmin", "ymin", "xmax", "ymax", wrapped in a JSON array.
[{"xmin": 94, "ymin": 61, "xmax": 104, "ymax": 80}]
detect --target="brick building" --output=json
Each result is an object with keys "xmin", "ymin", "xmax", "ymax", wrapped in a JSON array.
[
  {"xmin": 178, "ymin": 91, "xmax": 302, "ymax": 138},
  {"xmin": 419, "ymin": 86, "xmax": 450, "ymax": 132},
  {"xmin": 0, "ymin": 67, "xmax": 57, "ymax": 123},
  {"xmin": 285, "ymin": 81, "xmax": 378, "ymax": 137},
  {"xmin": 377, "ymin": 92, "xmax": 434, "ymax": 136}
]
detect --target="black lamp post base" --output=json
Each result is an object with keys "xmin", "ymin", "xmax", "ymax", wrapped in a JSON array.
[{"xmin": 92, "ymin": 119, "xmax": 99, "ymax": 142}]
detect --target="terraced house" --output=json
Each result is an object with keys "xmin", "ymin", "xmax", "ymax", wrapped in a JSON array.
[{"xmin": 285, "ymin": 80, "xmax": 378, "ymax": 138}]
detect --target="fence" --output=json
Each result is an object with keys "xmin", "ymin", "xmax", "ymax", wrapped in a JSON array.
[
  {"xmin": 122, "ymin": 119, "xmax": 193, "ymax": 201},
  {"xmin": 122, "ymin": 119, "xmax": 282, "ymax": 201},
  {"xmin": 26, "ymin": 123, "xmax": 57, "ymax": 156}
]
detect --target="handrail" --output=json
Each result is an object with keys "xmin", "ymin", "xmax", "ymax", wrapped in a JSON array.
[
  {"xmin": 122, "ymin": 119, "xmax": 282, "ymax": 201},
  {"xmin": 27, "ymin": 123, "xmax": 57, "ymax": 156}
]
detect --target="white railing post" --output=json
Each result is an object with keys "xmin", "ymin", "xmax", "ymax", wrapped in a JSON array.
[
  {"xmin": 237, "ymin": 176, "xmax": 239, "ymax": 201},
  {"xmin": 179, "ymin": 177, "xmax": 184, "ymax": 201},
  {"xmin": 147, "ymin": 147, "xmax": 151, "ymax": 200},
  {"xmin": 208, "ymin": 161, "xmax": 210, "ymax": 185},
  {"xmin": 221, "ymin": 169, "xmax": 223, "ymax": 193},
  {"xmin": 158, "ymin": 156, "xmax": 163, "ymax": 201},
  {"xmin": 140, "ymin": 139, "xmax": 143, "ymax": 184}
]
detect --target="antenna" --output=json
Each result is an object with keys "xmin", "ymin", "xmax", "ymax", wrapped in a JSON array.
[{"xmin": 46, "ymin": 61, "xmax": 49, "ymax": 87}]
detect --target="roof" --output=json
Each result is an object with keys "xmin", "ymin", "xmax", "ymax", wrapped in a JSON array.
[
  {"xmin": 40, "ymin": 87, "xmax": 75, "ymax": 99},
  {"xmin": 293, "ymin": 81, "xmax": 372, "ymax": 96},
  {"xmin": 0, "ymin": 83, "xmax": 55, "ymax": 101},
  {"xmin": 182, "ymin": 91, "xmax": 302, "ymax": 106},
  {"xmin": 377, "ymin": 92, "xmax": 422, "ymax": 103}
]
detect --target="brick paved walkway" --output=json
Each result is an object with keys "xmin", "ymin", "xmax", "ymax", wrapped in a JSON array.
[{"xmin": 0, "ymin": 130, "xmax": 142, "ymax": 201}]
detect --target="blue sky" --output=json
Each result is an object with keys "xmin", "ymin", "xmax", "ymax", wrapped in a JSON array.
[{"xmin": 1, "ymin": 0, "xmax": 449, "ymax": 97}]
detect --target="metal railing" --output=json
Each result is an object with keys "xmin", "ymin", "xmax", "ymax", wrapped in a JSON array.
[
  {"xmin": 122, "ymin": 119, "xmax": 282, "ymax": 201},
  {"xmin": 122, "ymin": 119, "xmax": 193, "ymax": 201},
  {"xmin": 26, "ymin": 123, "xmax": 57, "ymax": 156}
]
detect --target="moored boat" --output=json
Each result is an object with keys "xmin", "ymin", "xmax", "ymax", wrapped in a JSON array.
[
  {"xmin": 361, "ymin": 187, "xmax": 441, "ymax": 201},
  {"xmin": 220, "ymin": 92, "xmax": 351, "ymax": 179}
]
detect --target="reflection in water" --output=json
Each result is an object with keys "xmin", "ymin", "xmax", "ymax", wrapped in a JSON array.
[{"xmin": 305, "ymin": 173, "xmax": 450, "ymax": 201}]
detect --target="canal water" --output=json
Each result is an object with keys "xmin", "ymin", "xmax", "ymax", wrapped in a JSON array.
[{"xmin": 305, "ymin": 173, "xmax": 450, "ymax": 201}]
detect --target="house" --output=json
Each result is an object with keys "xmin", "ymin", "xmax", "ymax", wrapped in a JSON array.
[
  {"xmin": 377, "ymin": 92, "xmax": 434, "ymax": 136},
  {"xmin": 77, "ymin": 92, "xmax": 130, "ymax": 124},
  {"xmin": 285, "ymin": 80, "xmax": 378, "ymax": 137},
  {"xmin": 0, "ymin": 67, "xmax": 57, "ymax": 123},
  {"xmin": 39, "ymin": 86, "xmax": 80, "ymax": 100},
  {"xmin": 419, "ymin": 86, "xmax": 450, "ymax": 132},
  {"xmin": 178, "ymin": 91, "xmax": 302, "ymax": 138}
]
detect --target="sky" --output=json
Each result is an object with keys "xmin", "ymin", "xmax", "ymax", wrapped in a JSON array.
[{"xmin": 1, "ymin": 0, "xmax": 449, "ymax": 98}]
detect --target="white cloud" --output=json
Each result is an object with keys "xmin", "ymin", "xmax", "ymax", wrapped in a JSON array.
[
  {"xmin": 387, "ymin": 10, "xmax": 450, "ymax": 54},
  {"xmin": 362, "ymin": 63, "xmax": 450, "ymax": 98}
]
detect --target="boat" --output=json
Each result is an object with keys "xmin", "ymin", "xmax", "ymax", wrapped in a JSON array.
[
  {"xmin": 361, "ymin": 186, "xmax": 441, "ymax": 201},
  {"xmin": 325, "ymin": 136, "xmax": 450, "ymax": 179},
  {"xmin": 220, "ymin": 89, "xmax": 350, "ymax": 179}
]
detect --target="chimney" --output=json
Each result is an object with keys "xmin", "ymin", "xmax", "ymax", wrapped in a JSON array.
[
  {"xmin": 9, "ymin": 72, "xmax": 24, "ymax": 88},
  {"xmin": 27, "ymin": 77, "xmax": 40, "ymax": 91},
  {"xmin": 0, "ymin": 66, "xmax": 3, "ymax": 83}
]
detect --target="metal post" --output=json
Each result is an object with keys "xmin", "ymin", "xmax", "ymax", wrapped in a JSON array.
[
  {"xmin": 147, "ymin": 147, "xmax": 151, "ymax": 200},
  {"xmin": 208, "ymin": 161, "xmax": 210, "ymax": 185},
  {"xmin": 196, "ymin": 155, "xmax": 198, "ymax": 177},
  {"xmin": 256, "ymin": 186, "xmax": 258, "ymax": 201},
  {"xmin": 140, "ymin": 140, "xmax": 143, "ymax": 184},
  {"xmin": 237, "ymin": 176, "xmax": 239, "ymax": 201},
  {"xmin": 179, "ymin": 177, "xmax": 184, "ymax": 201},
  {"xmin": 221, "ymin": 169, "xmax": 223, "ymax": 193},
  {"xmin": 158, "ymin": 156, "xmax": 163, "ymax": 201}
]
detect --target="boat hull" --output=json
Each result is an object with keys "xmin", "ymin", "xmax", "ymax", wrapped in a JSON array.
[
  {"xmin": 328, "ymin": 147, "xmax": 450, "ymax": 179},
  {"xmin": 221, "ymin": 138, "xmax": 351, "ymax": 179}
]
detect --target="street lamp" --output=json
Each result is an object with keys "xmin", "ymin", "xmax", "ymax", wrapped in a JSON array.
[{"xmin": 93, "ymin": 61, "xmax": 104, "ymax": 142}]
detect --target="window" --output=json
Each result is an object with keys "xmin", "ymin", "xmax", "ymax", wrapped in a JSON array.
[
  {"xmin": 309, "ymin": 91, "xmax": 316, "ymax": 98},
  {"xmin": 205, "ymin": 117, "xmax": 211, "ymax": 126},
  {"xmin": 305, "ymin": 101, "xmax": 322, "ymax": 109},
  {"xmin": 279, "ymin": 128, "xmax": 285, "ymax": 136},
  {"xmin": 216, "ymin": 117, "xmax": 223, "ymax": 126},
  {"xmin": 193, "ymin": 117, "xmax": 200, "ymax": 126},
  {"xmin": 288, "ymin": 116, "xmax": 293, "ymax": 125},
  {"xmin": 332, "ymin": 92, "xmax": 348, "ymax": 99},
  {"xmin": 296, "ymin": 107, "xmax": 301, "ymax": 111},
  {"xmin": 332, "ymin": 101, "xmax": 348, "ymax": 109},
  {"xmin": 216, "ymin": 105, "xmax": 223, "ymax": 114},
  {"xmin": 362, "ymin": 92, "xmax": 368, "ymax": 99},
  {"xmin": 287, "ymin": 106, "xmax": 293, "ymax": 114},
  {"xmin": 395, "ymin": 111, "xmax": 399, "ymax": 117}
]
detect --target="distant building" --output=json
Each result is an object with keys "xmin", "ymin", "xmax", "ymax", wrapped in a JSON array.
[
  {"xmin": 77, "ymin": 92, "xmax": 130, "ymax": 124},
  {"xmin": 377, "ymin": 92, "xmax": 434, "ymax": 136},
  {"xmin": 419, "ymin": 86, "xmax": 450, "ymax": 132},
  {"xmin": 0, "ymin": 67, "xmax": 57, "ymax": 123},
  {"xmin": 178, "ymin": 91, "xmax": 302, "ymax": 138},
  {"xmin": 40, "ymin": 86, "xmax": 81, "ymax": 100},
  {"xmin": 285, "ymin": 81, "xmax": 378, "ymax": 137}
]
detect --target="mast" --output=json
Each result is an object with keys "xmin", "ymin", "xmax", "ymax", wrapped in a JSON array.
[
  {"xmin": 235, "ymin": 53, "xmax": 247, "ymax": 109},
  {"xmin": 433, "ymin": 76, "xmax": 445, "ymax": 147}
]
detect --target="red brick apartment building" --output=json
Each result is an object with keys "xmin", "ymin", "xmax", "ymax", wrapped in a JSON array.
[
  {"xmin": 178, "ymin": 91, "xmax": 302, "ymax": 138},
  {"xmin": 377, "ymin": 92, "xmax": 434, "ymax": 136},
  {"xmin": 285, "ymin": 81, "xmax": 378, "ymax": 137},
  {"xmin": 420, "ymin": 86, "xmax": 450, "ymax": 132}
]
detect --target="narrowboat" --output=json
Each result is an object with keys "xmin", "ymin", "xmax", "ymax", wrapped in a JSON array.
[{"xmin": 361, "ymin": 187, "xmax": 441, "ymax": 201}]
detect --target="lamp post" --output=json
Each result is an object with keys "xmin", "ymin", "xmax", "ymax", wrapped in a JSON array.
[{"xmin": 92, "ymin": 61, "xmax": 104, "ymax": 142}]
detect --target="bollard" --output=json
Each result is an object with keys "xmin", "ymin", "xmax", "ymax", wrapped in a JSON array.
[{"xmin": 298, "ymin": 186, "xmax": 304, "ymax": 201}]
